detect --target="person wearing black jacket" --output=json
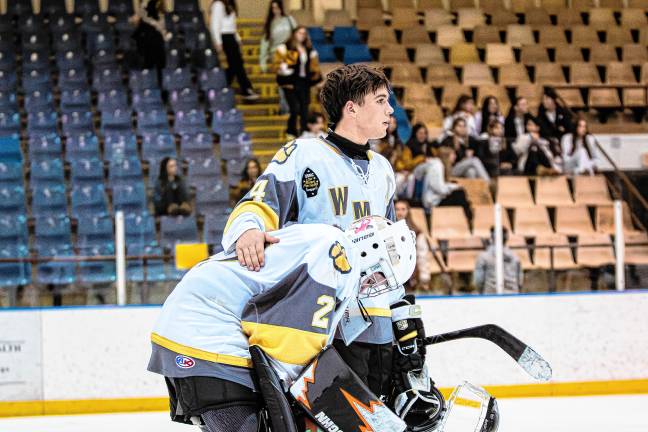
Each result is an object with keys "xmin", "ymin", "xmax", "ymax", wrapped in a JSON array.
[
  {"xmin": 537, "ymin": 87, "xmax": 573, "ymax": 146},
  {"xmin": 504, "ymin": 96, "xmax": 530, "ymax": 142},
  {"xmin": 153, "ymin": 157, "xmax": 192, "ymax": 216}
]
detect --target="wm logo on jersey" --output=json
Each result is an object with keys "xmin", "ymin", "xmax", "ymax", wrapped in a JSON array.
[
  {"xmin": 352, "ymin": 201, "xmax": 371, "ymax": 219},
  {"xmin": 329, "ymin": 241, "xmax": 351, "ymax": 274},
  {"xmin": 329, "ymin": 187, "xmax": 371, "ymax": 219},
  {"xmin": 272, "ymin": 141, "xmax": 297, "ymax": 164}
]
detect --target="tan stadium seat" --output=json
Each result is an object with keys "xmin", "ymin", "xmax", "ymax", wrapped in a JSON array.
[
  {"xmin": 462, "ymin": 63, "xmax": 495, "ymax": 86},
  {"xmin": 596, "ymin": 202, "xmax": 638, "ymax": 234},
  {"xmin": 457, "ymin": 8, "xmax": 485, "ymax": 29},
  {"xmin": 496, "ymin": 176, "xmax": 534, "ymax": 207},
  {"xmin": 431, "ymin": 206, "xmax": 471, "ymax": 239},
  {"xmin": 525, "ymin": 8, "xmax": 552, "ymax": 26},
  {"xmin": 472, "ymin": 205, "xmax": 512, "ymax": 237},
  {"xmin": 577, "ymin": 233, "xmax": 615, "ymax": 267},
  {"xmin": 446, "ymin": 237, "xmax": 484, "ymax": 272},
  {"xmin": 621, "ymin": 9, "xmax": 648, "ymax": 28},
  {"xmin": 535, "ymin": 176, "xmax": 574, "ymax": 206},
  {"xmin": 486, "ymin": 44, "xmax": 514, "ymax": 66},
  {"xmin": 588, "ymin": 8, "xmax": 616, "ymax": 30},
  {"xmin": 628, "ymin": 0, "xmax": 648, "ymax": 7},
  {"xmin": 643, "ymin": 63, "xmax": 648, "ymax": 84},
  {"xmin": 556, "ymin": 205, "xmax": 594, "ymax": 235},
  {"xmin": 391, "ymin": 64, "xmax": 424, "ymax": 86},
  {"xmin": 508, "ymin": 234, "xmax": 536, "ymax": 270},
  {"xmin": 514, "ymin": 206, "xmax": 553, "ymax": 236},
  {"xmin": 358, "ymin": 0, "xmax": 383, "ymax": 8},
  {"xmin": 606, "ymin": 62, "xmax": 637, "ymax": 85},
  {"xmin": 599, "ymin": 0, "xmax": 624, "ymax": 8},
  {"xmin": 441, "ymin": 84, "xmax": 472, "ymax": 108},
  {"xmin": 424, "ymin": 10, "xmax": 454, "ymax": 30},
  {"xmin": 409, "ymin": 207, "xmax": 429, "ymax": 234},
  {"xmin": 481, "ymin": 0, "xmax": 507, "ymax": 13},
  {"xmin": 534, "ymin": 234, "xmax": 578, "ymax": 270},
  {"xmin": 414, "ymin": 104, "xmax": 445, "ymax": 128},
  {"xmin": 589, "ymin": 44, "xmax": 619, "ymax": 65},
  {"xmin": 415, "ymin": 45, "xmax": 445, "ymax": 67},
  {"xmin": 541, "ymin": 0, "xmax": 566, "ymax": 13},
  {"xmin": 506, "ymin": 25, "xmax": 535, "ymax": 47},
  {"xmin": 556, "ymin": 9, "xmax": 583, "ymax": 26},
  {"xmin": 556, "ymin": 88, "xmax": 586, "ymax": 109},
  {"xmin": 571, "ymin": 0, "xmax": 596, "ymax": 11},
  {"xmin": 622, "ymin": 45, "xmax": 648, "ymax": 64},
  {"xmin": 569, "ymin": 62, "xmax": 602, "ymax": 86},
  {"xmin": 476, "ymin": 85, "xmax": 511, "ymax": 112},
  {"xmin": 574, "ymin": 175, "xmax": 612, "ymax": 205},
  {"xmin": 367, "ymin": 26, "xmax": 398, "ymax": 48},
  {"xmin": 535, "ymin": 62, "xmax": 567, "ymax": 85},
  {"xmin": 389, "ymin": 0, "xmax": 416, "ymax": 10},
  {"xmin": 625, "ymin": 232, "xmax": 648, "ymax": 266},
  {"xmin": 437, "ymin": 26, "xmax": 466, "ymax": 48},
  {"xmin": 499, "ymin": 64, "xmax": 531, "ymax": 86},
  {"xmin": 623, "ymin": 88, "xmax": 647, "ymax": 108},
  {"xmin": 515, "ymin": 83, "xmax": 543, "ymax": 109},
  {"xmin": 450, "ymin": 43, "xmax": 479, "ymax": 65},
  {"xmin": 427, "ymin": 64, "xmax": 460, "ymax": 86},
  {"xmin": 401, "ymin": 27, "xmax": 432, "ymax": 48},
  {"xmin": 520, "ymin": 45, "xmax": 549, "ymax": 64},
  {"xmin": 537, "ymin": 26, "xmax": 568, "ymax": 47},
  {"xmin": 290, "ymin": 10, "xmax": 316, "ymax": 27},
  {"xmin": 453, "ymin": 178, "xmax": 493, "ymax": 206},
  {"xmin": 324, "ymin": 9, "xmax": 353, "ymax": 28},
  {"xmin": 474, "ymin": 26, "xmax": 503, "ymax": 48},
  {"xmin": 379, "ymin": 44, "xmax": 410, "ymax": 66},
  {"xmin": 391, "ymin": 8, "xmax": 420, "ymax": 30},
  {"xmin": 571, "ymin": 26, "xmax": 600, "ymax": 47},
  {"xmin": 418, "ymin": 0, "xmax": 445, "ymax": 10},
  {"xmin": 511, "ymin": 0, "xmax": 536, "ymax": 12},
  {"xmin": 555, "ymin": 45, "xmax": 584, "ymax": 64},
  {"xmin": 449, "ymin": 0, "xmax": 476, "ymax": 10},
  {"xmin": 588, "ymin": 88, "xmax": 622, "ymax": 108},
  {"xmin": 402, "ymin": 83, "xmax": 435, "ymax": 109},
  {"xmin": 490, "ymin": 10, "xmax": 518, "ymax": 27},
  {"xmin": 605, "ymin": 28, "xmax": 633, "ymax": 46},
  {"xmin": 356, "ymin": 8, "xmax": 385, "ymax": 31}
]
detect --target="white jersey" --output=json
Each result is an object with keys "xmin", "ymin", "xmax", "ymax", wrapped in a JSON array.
[
  {"xmin": 222, "ymin": 136, "xmax": 400, "ymax": 344},
  {"xmin": 148, "ymin": 224, "xmax": 361, "ymax": 389}
]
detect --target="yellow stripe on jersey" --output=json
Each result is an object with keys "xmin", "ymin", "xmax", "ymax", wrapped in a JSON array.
[
  {"xmin": 241, "ymin": 321, "xmax": 327, "ymax": 366},
  {"xmin": 224, "ymin": 201, "xmax": 279, "ymax": 234},
  {"xmin": 151, "ymin": 333, "xmax": 253, "ymax": 368},
  {"xmin": 364, "ymin": 307, "xmax": 392, "ymax": 317}
]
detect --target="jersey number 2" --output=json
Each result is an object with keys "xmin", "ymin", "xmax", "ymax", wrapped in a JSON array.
[{"xmin": 311, "ymin": 295, "xmax": 334, "ymax": 329}]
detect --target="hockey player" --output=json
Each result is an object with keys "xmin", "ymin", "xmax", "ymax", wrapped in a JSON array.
[
  {"xmin": 222, "ymin": 64, "xmax": 426, "ymax": 399},
  {"xmin": 147, "ymin": 216, "xmax": 417, "ymax": 432}
]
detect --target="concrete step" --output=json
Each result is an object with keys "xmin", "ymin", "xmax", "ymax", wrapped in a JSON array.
[
  {"xmin": 246, "ymin": 124, "xmax": 286, "ymax": 139},
  {"xmin": 244, "ymin": 114, "xmax": 289, "ymax": 127},
  {"xmin": 239, "ymin": 103, "xmax": 282, "ymax": 116}
]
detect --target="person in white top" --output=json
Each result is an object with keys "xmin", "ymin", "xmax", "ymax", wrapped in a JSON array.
[
  {"xmin": 209, "ymin": 0, "xmax": 259, "ymax": 99},
  {"xmin": 421, "ymin": 146, "xmax": 472, "ymax": 220},
  {"xmin": 442, "ymin": 94, "xmax": 478, "ymax": 137},
  {"xmin": 561, "ymin": 118, "xmax": 599, "ymax": 175},
  {"xmin": 260, "ymin": 0, "xmax": 296, "ymax": 73}
]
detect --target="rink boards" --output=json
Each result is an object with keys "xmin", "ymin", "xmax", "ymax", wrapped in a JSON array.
[{"xmin": 0, "ymin": 290, "xmax": 647, "ymax": 416}]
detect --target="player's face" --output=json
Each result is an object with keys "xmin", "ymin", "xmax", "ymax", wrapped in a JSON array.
[{"xmin": 355, "ymin": 87, "xmax": 394, "ymax": 140}]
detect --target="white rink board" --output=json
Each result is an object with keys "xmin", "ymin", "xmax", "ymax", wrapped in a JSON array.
[
  {"xmin": 0, "ymin": 311, "xmax": 43, "ymax": 400},
  {"xmin": 0, "ymin": 291, "xmax": 647, "ymax": 402}
]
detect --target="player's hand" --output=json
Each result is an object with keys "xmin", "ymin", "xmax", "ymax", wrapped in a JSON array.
[{"xmin": 235, "ymin": 229, "xmax": 280, "ymax": 272}]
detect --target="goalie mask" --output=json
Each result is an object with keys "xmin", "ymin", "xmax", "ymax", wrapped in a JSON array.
[{"xmin": 345, "ymin": 216, "xmax": 416, "ymax": 298}]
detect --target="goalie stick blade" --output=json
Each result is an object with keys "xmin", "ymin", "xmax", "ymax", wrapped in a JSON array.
[{"xmin": 518, "ymin": 346, "xmax": 552, "ymax": 381}]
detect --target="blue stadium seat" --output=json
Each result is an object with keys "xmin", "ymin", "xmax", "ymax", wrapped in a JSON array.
[
  {"xmin": 226, "ymin": 159, "xmax": 245, "ymax": 188},
  {"xmin": 7, "ymin": 0, "xmax": 32, "ymax": 16},
  {"xmin": 0, "ymin": 214, "xmax": 28, "ymax": 248},
  {"xmin": 0, "ymin": 50, "xmax": 16, "ymax": 72},
  {"xmin": 27, "ymin": 111, "xmax": 58, "ymax": 136},
  {"xmin": 162, "ymin": 67, "xmax": 192, "ymax": 92},
  {"xmin": 129, "ymin": 69, "xmax": 159, "ymax": 92},
  {"xmin": 22, "ymin": 51, "xmax": 50, "ymax": 74},
  {"xmin": 93, "ymin": 67, "xmax": 123, "ymax": 92},
  {"xmin": 25, "ymin": 91, "xmax": 55, "ymax": 113},
  {"xmin": 187, "ymin": 157, "xmax": 221, "ymax": 189},
  {"xmin": 32, "ymin": 186, "xmax": 68, "ymax": 217},
  {"xmin": 19, "ymin": 14, "xmax": 46, "ymax": 34},
  {"xmin": 203, "ymin": 213, "xmax": 229, "ymax": 249},
  {"xmin": 342, "ymin": 44, "xmax": 373, "ymax": 64},
  {"xmin": 66, "ymin": 133, "xmax": 101, "ymax": 162},
  {"xmin": 165, "ymin": 47, "xmax": 186, "ymax": 70},
  {"xmin": 390, "ymin": 94, "xmax": 412, "ymax": 142},
  {"xmin": 126, "ymin": 244, "xmax": 168, "ymax": 283},
  {"xmin": 220, "ymin": 132, "xmax": 252, "ymax": 160},
  {"xmin": 174, "ymin": 109, "xmax": 209, "ymax": 135},
  {"xmin": 71, "ymin": 184, "xmax": 109, "ymax": 218},
  {"xmin": 80, "ymin": 12, "xmax": 111, "ymax": 35},
  {"xmin": 92, "ymin": 49, "xmax": 119, "ymax": 69},
  {"xmin": 56, "ymin": 50, "xmax": 86, "ymax": 72},
  {"xmin": 195, "ymin": 182, "xmax": 229, "ymax": 217},
  {"xmin": 160, "ymin": 215, "xmax": 199, "ymax": 251},
  {"xmin": 180, "ymin": 133, "xmax": 214, "ymax": 162},
  {"xmin": 125, "ymin": 212, "xmax": 157, "ymax": 247},
  {"xmin": 23, "ymin": 33, "xmax": 50, "ymax": 53},
  {"xmin": 78, "ymin": 244, "xmax": 116, "ymax": 284},
  {"xmin": 42, "ymin": 0, "xmax": 66, "ymax": 15},
  {"xmin": 0, "ymin": 136, "xmax": 22, "ymax": 162},
  {"xmin": 75, "ymin": 0, "xmax": 100, "ymax": 14},
  {"xmin": 0, "ymin": 91, "xmax": 17, "ymax": 111},
  {"xmin": 60, "ymin": 89, "xmax": 92, "ymax": 113},
  {"xmin": 62, "ymin": 111, "xmax": 94, "ymax": 136},
  {"xmin": 112, "ymin": 183, "xmax": 147, "ymax": 215},
  {"xmin": 50, "ymin": 14, "xmax": 76, "ymax": 35},
  {"xmin": 97, "ymin": 89, "xmax": 129, "ymax": 112},
  {"xmin": 29, "ymin": 134, "xmax": 63, "ymax": 161},
  {"xmin": 70, "ymin": 158, "xmax": 104, "ymax": 187},
  {"xmin": 0, "ymin": 245, "xmax": 31, "ymax": 288},
  {"xmin": 308, "ymin": 27, "xmax": 326, "ymax": 44},
  {"xmin": 0, "ymin": 111, "xmax": 20, "ymax": 137},
  {"xmin": 137, "ymin": 109, "xmax": 169, "ymax": 135},
  {"xmin": 58, "ymin": 69, "xmax": 88, "ymax": 92},
  {"xmin": 142, "ymin": 133, "xmax": 177, "ymax": 165},
  {"xmin": 101, "ymin": 108, "xmax": 133, "ymax": 134},
  {"xmin": 77, "ymin": 214, "xmax": 114, "ymax": 248},
  {"xmin": 30, "ymin": 159, "xmax": 65, "ymax": 189},
  {"xmin": 0, "ymin": 186, "xmax": 26, "ymax": 216},
  {"xmin": 34, "ymin": 215, "xmax": 76, "ymax": 285},
  {"xmin": 132, "ymin": 88, "xmax": 165, "ymax": 112},
  {"xmin": 313, "ymin": 43, "xmax": 337, "ymax": 63},
  {"xmin": 170, "ymin": 88, "xmax": 200, "ymax": 112},
  {"xmin": 0, "ymin": 161, "xmax": 23, "ymax": 188},
  {"xmin": 333, "ymin": 26, "xmax": 362, "ymax": 46},
  {"xmin": 104, "ymin": 132, "xmax": 138, "ymax": 161},
  {"xmin": 212, "ymin": 109, "xmax": 244, "ymax": 136},
  {"xmin": 191, "ymin": 47, "xmax": 219, "ymax": 70},
  {"xmin": 108, "ymin": 0, "xmax": 134, "ymax": 16},
  {"xmin": 198, "ymin": 67, "xmax": 227, "ymax": 92},
  {"xmin": 0, "ymin": 70, "xmax": 17, "ymax": 92},
  {"xmin": 53, "ymin": 33, "xmax": 82, "ymax": 54},
  {"xmin": 108, "ymin": 156, "xmax": 142, "ymax": 187},
  {"xmin": 207, "ymin": 87, "xmax": 236, "ymax": 112}
]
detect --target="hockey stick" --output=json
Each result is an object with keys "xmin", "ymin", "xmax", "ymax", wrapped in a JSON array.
[{"xmin": 422, "ymin": 324, "xmax": 552, "ymax": 381}]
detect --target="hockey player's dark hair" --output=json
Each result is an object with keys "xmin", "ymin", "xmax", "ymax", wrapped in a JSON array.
[{"xmin": 320, "ymin": 64, "xmax": 391, "ymax": 127}]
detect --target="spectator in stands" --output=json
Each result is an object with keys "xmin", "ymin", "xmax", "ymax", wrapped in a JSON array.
[
  {"xmin": 561, "ymin": 118, "xmax": 599, "ymax": 175},
  {"xmin": 514, "ymin": 116, "xmax": 562, "ymax": 176},
  {"xmin": 275, "ymin": 26, "xmax": 322, "ymax": 138},
  {"xmin": 538, "ymin": 87, "xmax": 572, "ymax": 145},
  {"xmin": 131, "ymin": 0, "xmax": 168, "ymax": 79},
  {"xmin": 443, "ymin": 94, "xmax": 478, "ymax": 137},
  {"xmin": 475, "ymin": 95, "xmax": 505, "ymax": 137},
  {"xmin": 235, "ymin": 158, "xmax": 262, "ymax": 202},
  {"xmin": 372, "ymin": 116, "xmax": 402, "ymax": 160},
  {"xmin": 440, "ymin": 117, "xmax": 491, "ymax": 181},
  {"xmin": 504, "ymin": 96, "xmax": 530, "ymax": 142},
  {"xmin": 260, "ymin": 1, "xmax": 296, "ymax": 73},
  {"xmin": 299, "ymin": 111, "xmax": 325, "ymax": 139},
  {"xmin": 395, "ymin": 199, "xmax": 433, "ymax": 291},
  {"xmin": 154, "ymin": 157, "xmax": 192, "ymax": 216},
  {"xmin": 421, "ymin": 146, "xmax": 472, "ymax": 221},
  {"xmin": 210, "ymin": 0, "xmax": 259, "ymax": 100},
  {"xmin": 477, "ymin": 120, "xmax": 518, "ymax": 177},
  {"xmin": 474, "ymin": 227, "xmax": 523, "ymax": 294},
  {"xmin": 393, "ymin": 122, "xmax": 427, "ymax": 198}
]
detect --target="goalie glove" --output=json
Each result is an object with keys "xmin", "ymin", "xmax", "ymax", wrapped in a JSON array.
[{"xmin": 391, "ymin": 295, "xmax": 426, "ymax": 358}]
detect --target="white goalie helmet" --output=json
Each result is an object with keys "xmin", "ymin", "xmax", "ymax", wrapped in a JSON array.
[{"xmin": 345, "ymin": 215, "xmax": 417, "ymax": 298}]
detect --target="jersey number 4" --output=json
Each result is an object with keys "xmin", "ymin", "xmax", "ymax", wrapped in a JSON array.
[
  {"xmin": 311, "ymin": 295, "xmax": 335, "ymax": 329},
  {"xmin": 249, "ymin": 179, "xmax": 268, "ymax": 202}
]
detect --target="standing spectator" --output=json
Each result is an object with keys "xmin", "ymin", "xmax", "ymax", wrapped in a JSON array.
[
  {"xmin": 274, "ymin": 26, "xmax": 322, "ymax": 138},
  {"xmin": 504, "ymin": 96, "xmax": 529, "ymax": 142},
  {"xmin": 130, "ymin": 0, "xmax": 168, "ymax": 80},
  {"xmin": 514, "ymin": 116, "xmax": 561, "ymax": 175},
  {"xmin": 421, "ymin": 146, "xmax": 472, "ymax": 221},
  {"xmin": 210, "ymin": 0, "xmax": 259, "ymax": 100},
  {"xmin": 561, "ymin": 118, "xmax": 599, "ymax": 175},
  {"xmin": 299, "ymin": 111, "xmax": 326, "ymax": 139},
  {"xmin": 477, "ymin": 120, "xmax": 518, "ymax": 177},
  {"xmin": 473, "ymin": 227, "xmax": 523, "ymax": 294},
  {"xmin": 538, "ymin": 87, "xmax": 572, "ymax": 145},
  {"xmin": 234, "ymin": 158, "xmax": 262, "ymax": 201},
  {"xmin": 393, "ymin": 123, "xmax": 427, "ymax": 198},
  {"xmin": 475, "ymin": 95, "xmax": 504, "ymax": 136},
  {"xmin": 259, "ymin": 1, "xmax": 296, "ymax": 73},
  {"xmin": 154, "ymin": 157, "xmax": 192, "ymax": 216},
  {"xmin": 442, "ymin": 94, "xmax": 478, "ymax": 137},
  {"xmin": 395, "ymin": 199, "xmax": 434, "ymax": 291},
  {"xmin": 440, "ymin": 117, "xmax": 491, "ymax": 181}
]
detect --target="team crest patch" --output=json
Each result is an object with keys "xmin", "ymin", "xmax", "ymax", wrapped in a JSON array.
[
  {"xmin": 271, "ymin": 141, "xmax": 297, "ymax": 164},
  {"xmin": 329, "ymin": 241, "xmax": 352, "ymax": 274},
  {"xmin": 175, "ymin": 355, "xmax": 195, "ymax": 369},
  {"xmin": 301, "ymin": 168, "xmax": 320, "ymax": 198}
]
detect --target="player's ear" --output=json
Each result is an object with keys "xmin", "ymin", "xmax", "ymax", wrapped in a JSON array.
[{"xmin": 345, "ymin": 100, "xmax": 357, "ymax": 118}]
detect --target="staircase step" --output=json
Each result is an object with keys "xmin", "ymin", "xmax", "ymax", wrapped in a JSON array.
[
  {"xmin": 246, "ymin": 125, "xmax": 286, "ymax": 139},
  {"xmin": 239, "ymin": 104, "xmax": 281, "ymax": 116},
  {"xmin": 244, "ymin": 115, "xmax": 288, "ymax": 127}
]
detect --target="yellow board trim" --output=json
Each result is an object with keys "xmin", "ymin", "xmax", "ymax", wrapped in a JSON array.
[
  {"xmin": 364, "ymin": 307, "xmax": 392, "ymax": 317},
  {"xmin": 224, "ymin": 201, "xmax": 279, "ymax": 234},
  {"xmin": 150, "ymin": 333, "xmax": 252, "ymax": 368},
  {"xmin": 1, "ymin": 379, "xmax": 647, "ymax": 418},
  {"xmin": 241, "ymin": 321, "xmax": 327, "ymax": 366}
]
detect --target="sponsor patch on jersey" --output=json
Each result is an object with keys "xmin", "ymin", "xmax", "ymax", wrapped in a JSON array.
[
  {"xmin": 329, "ymin": 241, "xmax": 352, "ymax": 274},
  {"xmin": 271, "ymin": 141, "xmax": 297, "ymax": 164},
  {"xmin": 175, "ymin": 355, "xmax": 195, "ymax": 369},
  {"xmin": 301, "ymin": 167, "xmax": 320, "ymax": 198}
]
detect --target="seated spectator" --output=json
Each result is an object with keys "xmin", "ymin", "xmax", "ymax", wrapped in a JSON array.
[
  {"xmin": 395, "ymin": 199, "xmax": 433, "ymax": 291},
  {"xmin": 299, "ymin": 111, "xmax": 326, "ymax": 139},
  {"xmin": 393, "ymin": 123, "xmax": 428, "ymax": 198},
  {"xmin": 235, "ymin": 158, "xmax": 262, "ymax": 201},
  {"xmin": 443, "ymin": 94, "xmax": 478, "ymax": 137},
  {"xmin": 538, "ymin": 87, "xmax": 572, "ymax": 146},
  {"xmin": 475, "ymin": 95, "xmax": 505, "ymax": 137},
  {"xmin": 372, "ymin": 116, "xmax": 402, "ymax": 160},
  {"xmin": 513, "ymin": 116, "xmax": 562, "ymax": 176},
  {"xmin": 440, "ymin": 117, "xmax": 491, "ymax": 181},
  {"xmin": 473, "ymin": 227, "xmax": 523, "ymax": 294},
  {"xmin": 561, "ymin": 118, "xmax": 599, "ymax": 175},
  {"xmin": 504, "ymin": 96, "xmax": 530, "ymax": 142},
  {"xmin": 154, "ymin": 157, "xmax": 192, "ymax": 216},
  {"xmin": 421, "ymin": 146, "xmax": 472, "ymax": 221},
  {"xmin": 476, "ymin": 120, "xmax": 518, "ymax": 177}
]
